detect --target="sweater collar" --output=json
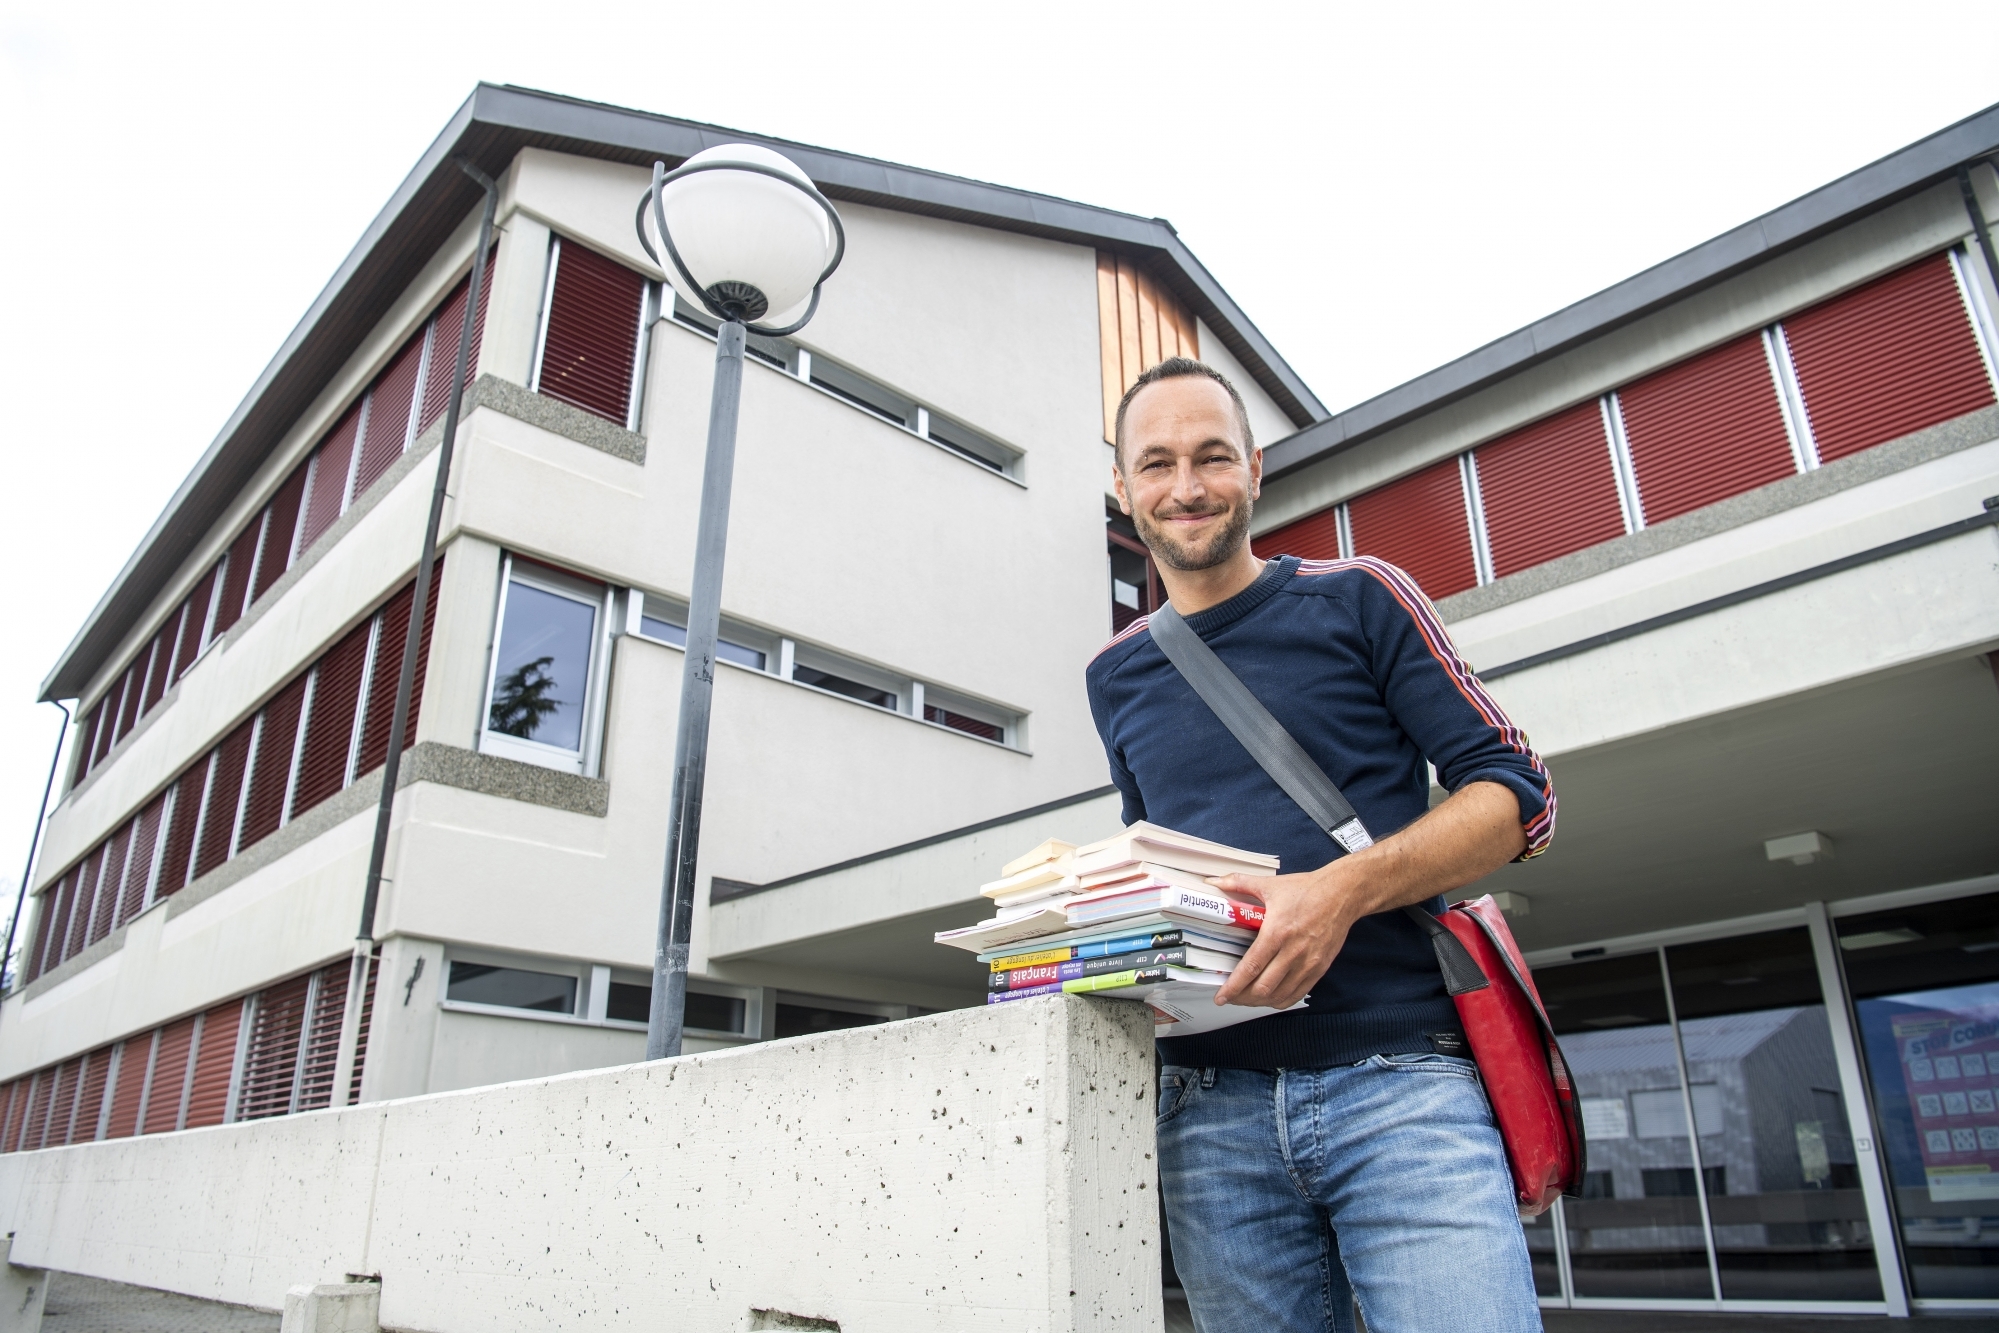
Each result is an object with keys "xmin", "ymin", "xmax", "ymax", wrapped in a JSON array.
[{"xmin": 1179, "ymin": 555, "xmax": 1299, "ymax": 638}]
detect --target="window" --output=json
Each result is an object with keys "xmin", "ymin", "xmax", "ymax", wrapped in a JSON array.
[
  {"xmin": 1108, "ymin": 516, "xmax": 1160, "ymax": 634},
  {"xmin": 773, "ymin": 997, "xmax": 895, "ymax": 1039},
  {"xmin": 636, "ymin": 599, "xmax": 770, "ymax": 671},
  {"xmin": 446, "ymin": 961, "xmax": 578, "ymax": 1015},
  {"xmin": 792, "ymin": 663, "xmax": 897, "ymax": 711},
  {"xmin": 481, "ymin": 557, "xmax": 610, "ymax": 775},
  {"xmin": 673, "ymin": 298, "xmax": 1021, "ymax": 478},
  {"xmin": 531, "ymin": 237, "xmax": 653, "ymax": 428}
]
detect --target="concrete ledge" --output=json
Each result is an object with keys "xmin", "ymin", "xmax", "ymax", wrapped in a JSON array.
[
  {"xmin": 0, "ymin": 996, "xmax": 1159, "ymax": 1333},
  {"xmin": 471, "ymin": 374, "xmax": 647, "ymax": 464},
  {"xmin": 400, "ymin": 740, "xmax": 610, "ymax": 816},
  {"xmin": 1434, "ymin": 403, "xmax": 1999, "ymax": 623}
]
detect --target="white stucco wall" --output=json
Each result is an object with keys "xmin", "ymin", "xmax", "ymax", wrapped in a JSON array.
[{"xmin": 0, "ymin": 995, "xmax": 1160, "ymax": 1333}]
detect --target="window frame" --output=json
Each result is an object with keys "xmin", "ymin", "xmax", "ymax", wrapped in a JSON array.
[{"xmin": 478, "ymin": 554, "xmax": 614, "ymax": 777}]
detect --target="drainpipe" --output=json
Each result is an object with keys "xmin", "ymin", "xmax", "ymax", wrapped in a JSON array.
[
  {"xmin": 1959, "ymin": 164, "xmax": 1999, "ymax": 305},
  {"xmin": 329, "ymin": 160, "xmax": 499, "ymax": 1106},
  {"xmin": 1, "ymin": 702, "xmax": 70, "ymax": 1013}
]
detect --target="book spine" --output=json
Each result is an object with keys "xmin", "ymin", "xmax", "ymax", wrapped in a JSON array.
[
  {"xmin": 988, "ymin": 932, "xmax": 1188, "ymax": 972},
  {"xmin": 1069, "ymin": 890, "xmax": 1265, "ymax": 930},
  {"xmin": 983, "ymin": 967, "xmax": 1174, "ymax": 1002},
  {"xmin": 990, "ymin": 949, "xmax": 1192, "ymax": 991}
]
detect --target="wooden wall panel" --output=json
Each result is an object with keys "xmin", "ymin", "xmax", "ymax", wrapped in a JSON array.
[{"xmin": 1096, "ymin": 253, "xmax": 1200, "ymax": 443}]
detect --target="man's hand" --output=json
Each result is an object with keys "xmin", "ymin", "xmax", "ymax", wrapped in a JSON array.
[{"xmin": 1210, "ymin": 780, "xmax": 1530, "ymax": 1010}]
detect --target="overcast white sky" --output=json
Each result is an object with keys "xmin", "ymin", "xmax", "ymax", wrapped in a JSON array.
[{"xmin": 1, "ymin": 0, "xmax": 1995, "ymax": 931}]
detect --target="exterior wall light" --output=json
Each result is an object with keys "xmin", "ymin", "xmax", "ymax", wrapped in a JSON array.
[
  {"xmin": 633, "ymin": 145, "xmax": 845, "ymax": 1059},
  {"xmin": 1765, "ymin": 831, "xmax": 1833, "ymax": 865}
]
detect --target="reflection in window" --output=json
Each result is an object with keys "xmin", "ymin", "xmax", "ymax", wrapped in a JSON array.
[
  {"xmin": 605, "ymin": 981, "xmax": 747, "ymax": 1035},
  {"xmin": 793, "ymin": 665, "xmax": 895, "ymax": 711},
  {"xmin": 446, "ymin": 961, "xmax": 577, "ymax": 1014},
  {"xmin": 1841, "ymin": 891, "xmax": 1999, "ymax": 1301},
  {"xmin": 638, "ymin": 614, "xmax": 766, "ymax": 671},
  {"xmin": 774, "ymin": 1003, "xmax": 886, "ymax": 1039},
  {"xmin": 488, "ymin": 578, "xmax": 597, "ymax": 752}
]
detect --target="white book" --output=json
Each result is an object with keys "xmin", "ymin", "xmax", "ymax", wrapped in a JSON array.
[
  {"xmin": 978, "ymin": 864, "xmax": 1073, "ymax": 901},
  {"xmin": 1070, "ymin": 822, "xmax": 1279, "ymax": 880},
  {"xmin": 1001, "ymin": 838, "xmax": 1077, "ymax": 878}
]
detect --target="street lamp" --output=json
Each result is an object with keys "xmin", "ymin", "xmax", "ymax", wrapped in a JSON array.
[{"xmin": 635, "ymin": 145, "xmax": 844, "ymax": 1059}]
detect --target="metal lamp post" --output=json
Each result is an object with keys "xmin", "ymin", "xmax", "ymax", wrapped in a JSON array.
[{"xmin": 634, "ymin": 145, "xmax": 844, "ymax": 1059}]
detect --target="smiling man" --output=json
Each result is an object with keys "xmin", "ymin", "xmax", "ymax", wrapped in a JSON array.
[{"xmin": 1086, "ymin": 358, "xmax": 1556, "ymax": 1332}]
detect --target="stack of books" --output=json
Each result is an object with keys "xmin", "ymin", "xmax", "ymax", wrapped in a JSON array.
[{"xmin": 934, "ymin": 823, "xmax": 1301, "ymax": 1036}]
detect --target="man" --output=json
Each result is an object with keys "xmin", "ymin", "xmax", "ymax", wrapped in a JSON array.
[{"xmin": 1086, "ymin": 357, "xmax": 1555, "ymax": 1332}]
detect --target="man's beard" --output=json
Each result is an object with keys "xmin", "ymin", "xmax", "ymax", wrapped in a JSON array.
[{"xmin": 1133, "ymin": 497, "xmax": 1253, "ymax": 572}]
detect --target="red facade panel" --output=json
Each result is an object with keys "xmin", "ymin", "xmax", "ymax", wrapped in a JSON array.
[
  {"xmin": 416, "ymin": 255, "xmax": 497, "ymax": 436},
  {"xmin": 237, "ymin": 974, "xmax": 312, "ymax": 1120},
  {"xmin": 193, "ymin": 721, "xmax": 255, "ymax": 880},
  {"xmin": 253, "ymin": 463, "xmax": 310, "ymax": 605},
  {"xmin": 119, "ymin": 795, "xmax": 165, "ymax": 926},
  {"xmin": 157, "ymin": 764, "xmax": 209, "ymax": 901},
  {"xmin": 141, "ymin": 1016, "xmax": 196, "ymax": 1134},
  {"xmin": 1475, "ymin": 401, "xmax": 1625, "ymax": 578},
  {"xmin": 1346, "ymin": 459, "xmax": 1478, "ymax": 600},
  {"xmin": 355, "ymin": 334, "xmax": 425, "ymax": 496},
  {"xmin": 183, "ymin": 1002, "xmax": 242, "ymax": 1129},
  {"xmin": 103, "ymin": 1037, "xmax": 149, "ymax": 1139},
  {"xmin": 294, "ymin": 623, "xmax": 372, "ymax": 815},
  {"xmin": 1618, "ymin": 334, "xmax": 1794, "ymax": 525},
  {"xmin": 536, "ymin": 241, "xmax": 645, "ymax": 424},
  {"xmin": 1784, "ymin": 253, "xmax": 1996, "ymax": 463},
  {"xmin": 173, "ymin": 567, "xmax": 218, "ymax": 684},
  {"xmin": 212, "ymin": 519, "xmax": 263, "ymax": 640},
  {"xmin": 239, "ymin": 676, "xmax": 308, "ymax": 850},
  {"xmin": 299, "ymin": 406, "xmax": 362, "ymax": 554},
  {"xmin": 1252, "ymin": 505, "xmax": 1344, "ymax": 562}
]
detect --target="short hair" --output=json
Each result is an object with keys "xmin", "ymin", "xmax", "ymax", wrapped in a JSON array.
[{"xmin": 1113, "ymin": 356, "xmax": 1255, "ymax": 469}]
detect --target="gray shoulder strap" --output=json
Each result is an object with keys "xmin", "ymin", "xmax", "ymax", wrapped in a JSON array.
[
  {"xmin": 1147, "ymin": 602, "xmax": 1374, "ymax": 853},
  {"xmin": 1145, "ymin": 601, "xmax": 1489, "ymax": 997}
]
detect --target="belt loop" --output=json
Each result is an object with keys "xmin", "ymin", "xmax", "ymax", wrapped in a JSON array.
[{"xmin": 1200, "ymin": 1066, "xmax": 1217, "ymax": 1089}]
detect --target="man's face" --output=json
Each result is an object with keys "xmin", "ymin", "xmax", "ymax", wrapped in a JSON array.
[{"xmin": 1113, "ymin": 376, "xmax": 1261, "ymax": 571}]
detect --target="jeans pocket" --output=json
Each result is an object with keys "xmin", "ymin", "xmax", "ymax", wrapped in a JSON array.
[
  {"xmin": 1370, "ymin": 1052, "xmax": 1479, "ymax": 1079},
  {"xmin": 1157, "ymin": 1065, "xmax": 1201, "ymax": 1125}
]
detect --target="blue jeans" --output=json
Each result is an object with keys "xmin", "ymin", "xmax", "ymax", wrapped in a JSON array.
[{"xmin": 1157, "ymin": 1057, "xmax": 1541, "ymax": 1333}]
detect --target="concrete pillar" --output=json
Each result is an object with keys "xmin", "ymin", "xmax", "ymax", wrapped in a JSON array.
[
  {"xmin": 279, "ymin": 1282, "xmax": 380, "ymax": 1333},
  {"xmin": 0, "ymin": 1236, "xmax": 46, "ymax": 1333}
]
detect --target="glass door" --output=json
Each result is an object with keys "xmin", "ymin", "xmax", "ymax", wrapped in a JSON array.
[
  {"xmin": 1838, "ymin": 890, "xmax": 1999, "ymax": 1302},
  {"xmin": 1538, "ymin": 951, "xmax": 1717, "ymax": 1301},
  {"xmin": 1663, "ymin": 929, "xmax": 1882, "ymax": 1301}
]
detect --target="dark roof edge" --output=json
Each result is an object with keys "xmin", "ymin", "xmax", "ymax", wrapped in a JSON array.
[
  {"xmin": 1260, "ymin": 100, "xmax": 1999, "ymax": 483},
  {"xmin": 42, "ymin": 84, "xmax": 1322, "ymax": 701}
]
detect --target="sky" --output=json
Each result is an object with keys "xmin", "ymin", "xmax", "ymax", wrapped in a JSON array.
[{"xmin": 0, "ymin": 0, "xmax": 1995, "ymax": 943}]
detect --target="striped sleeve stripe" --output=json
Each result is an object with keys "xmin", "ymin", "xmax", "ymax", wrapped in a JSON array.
[
  {"xmin": 1330, "ymin": 557, "xmax": 1558, "ymax": 859},
  {"xmin": 1089, "ymin": 614, "xmax": 1152, "ymax": 663}
]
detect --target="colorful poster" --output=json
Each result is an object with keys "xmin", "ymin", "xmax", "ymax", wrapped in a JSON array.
[{"xmin": 1892, "ymin": 1007, "xmax": 1999, "ymax": 1202}]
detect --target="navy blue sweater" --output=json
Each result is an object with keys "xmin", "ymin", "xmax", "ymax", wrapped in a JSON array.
[{"xmin": 1086, "ymin": 554, "xmax": 1555, "ymax": 1069}]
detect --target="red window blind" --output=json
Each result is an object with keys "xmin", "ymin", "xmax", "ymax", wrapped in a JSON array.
[
  {"xmin": 0, "ymin": 1080, "xmax": 22, "ymax": 1152},
  {"xmin": 88, "ymin": 692, "xmax": 117, "ymax": 772},
  {"xmin": 174, "ymin": 566, "xmax": 218, "ymax": 685},
  {"xmin": 183, "ymin": 1002, "xmax": 242, "ymax": 1128},
  {"xmin": 253, "ymin": 463, "xmax": 310, "ymax": 605},
  {"xmin": 71, "ymin": 1045, "xmax": 112, "ymax": 1144},
  {"xmin": 536, "ymin": 240, "xmax": 646, "ymax": 424},
  {"xmin": 355, "ymin": 565, "xmax": 443, "ymax": 777},
  {"xmin": 119, "ymin": 795, "xmax": 165, "ymax": 926},
  {"xmin": 1784, "ymin": 253, "xmax": 1996, "ymax": 463},
  {"xmin": 416, "ymin": 259, "xmax": 496, "ymax": 436},
  {"xmin": 299, "ymin": 406, "xmax": 362, "ymax": 554},
  {"xmin": 294, "ymin": 623, "xmax": 373, "ymax": 815},
  {"xmin": 193, "ymin": 721, "xmax": 256, "ymax": 880},
  {"xmin": 62, "ymin": 849, "xmax": 102, "ymax": 963},
  {"xmin": 87, "ymin": 824, "xmax": 129, "ymax": 947},
  {"xmin": 1474, "ymin": 402, "xmax": 1625, "ymax": 579},
  {"xmin": 925, "ymin": 706, "xmax": 1003, "ymax": 742},
  {"xmin": 295, "ymin": 963, "xmax": 348, "ymax": 1112},
  {"xmin": 1618, "ymin": 334, "xmax": 1794, "ymax": 525},
  {"xmin": 348, "ymin": 947, "xmax": 380, "ymax": 1105},
  {"xmin": 111, "ymin": 662, "xmax": 143, "ymax": 749},
  {"xmin": 158, "ymin": 764, "xmax": 209, "ymax": 901},
  {"xmin": 212, "ymin": 519, "xmax": 264, "ymax": 641},
  {"xmin": 1347, "ymin": 458, "xmax": 1479, "ymax": 600},
  {"xmin": 37, "ymin": 1060, "xmax": 79, "ymax": 1149},
  {"xmin": 1252, "ymin": 506, "xmax": 1344, "ymax": 562},
  {"xmin": 26, "ymin": 874, "xmax": 66, "ymax": 981},
  {"xmin": 237, "ymin": 973, "xmax": 312, "ymax": 1120},
  {"xmin": 103, "ymin": 1037, "xmax": 148, "ymax": 1139},
  {"xmin": 239, "ymin": 675, "xmax": 307, "ymax": 850},
  {"xmin": 16, "ymin": 1074, "xmax": 47, "ymax": 1151},
  {"xmin": 355, "ymin": 333, "xmax": 425, "ymax": 496},
  {"xmin": 139, "ymin": 617, "xmax": 177, "ymax": 716},
  {"xmin": 142, "ymin": 1016, "xmax": 197, "ymax": 1134},
  {"xmin": 75, "ymin": 702, "xmax": 104, "ymax": 782}
]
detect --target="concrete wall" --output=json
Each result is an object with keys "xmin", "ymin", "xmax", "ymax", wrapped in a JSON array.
[{"xmin": 0, "ymin": 996, "xmax": 1160, "ymax": 1333}]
